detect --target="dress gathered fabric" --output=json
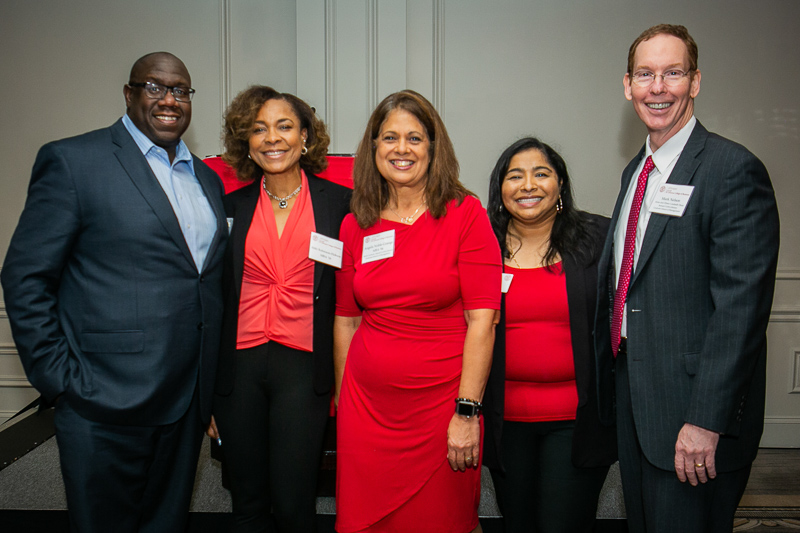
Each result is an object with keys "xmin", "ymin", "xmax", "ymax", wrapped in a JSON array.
[
  {"xmin": 236, "ymin": 171, "xmax": 315, "ymax": 352},
  {"xmin": 335, "ymin": 196, "xmax": 501, "ymax": 533},
  {"xmin": 503, "ymin": 262, "xmax": 578, "ymax": 422}
]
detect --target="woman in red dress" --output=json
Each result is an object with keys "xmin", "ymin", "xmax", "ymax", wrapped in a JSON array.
[
  {"xmin": 334, "ymin": 90, "xmax": 501, "ymax": 533},
  {"xmin": 482, "ymin": 138, "xmax": 617, "ymax": 532}
]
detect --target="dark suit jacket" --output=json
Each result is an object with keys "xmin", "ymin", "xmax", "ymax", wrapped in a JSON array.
[
  {"xmin": 594, "ymin": 121, "xmax": 780, "ymax": 472},
  {"xmin": 214, "ymin": 174, "xmax": 351, "ymax": 396},
  {"xmin": 484, "ymin": 213, "xmax": 617, "ymax": 472},
  {"xmin": 1, "ymin": 119, "xmax": 227, "ymax": 426}
]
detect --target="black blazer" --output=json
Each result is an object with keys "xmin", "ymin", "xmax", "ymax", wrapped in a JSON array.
[
  {"xmin": 1, "ymin": 119, "xmax": 227, "ymax": 426},
  {"xmin": 214, "ymin": 174, "xmax": 351, "ymax": 396},
  {"xmin": 483, "ymin": 213, "xmax": 617, "ymax": 471}
]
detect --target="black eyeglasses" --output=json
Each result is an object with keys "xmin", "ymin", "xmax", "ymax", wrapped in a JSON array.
[{"xmin": 128, "ymin": 81, "xmax": 195, "ymax": 102}]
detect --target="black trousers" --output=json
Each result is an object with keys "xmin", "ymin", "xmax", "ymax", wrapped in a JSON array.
[
  {"xmin": 214, "ymin": 342, "xmax": 330, "ymax": 533},
  {"xmin": 489, "ymin": 419, "xmax": 610, "ymax": 533},
  {"xmin": 615, "ymin": 349, "xmax": 752, "ymax": 533},
  {"xmin": 54, "ymin": 391, "xmax": 204, "ymax": 533}
]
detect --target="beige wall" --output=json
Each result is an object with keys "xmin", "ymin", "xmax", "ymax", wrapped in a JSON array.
[{"xmin": 1, "ymin": 0, "xmax": 798, "ymax": 446}]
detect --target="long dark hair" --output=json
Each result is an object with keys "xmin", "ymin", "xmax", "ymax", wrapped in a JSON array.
[{"xmin": 487, "ymin": 137, "xmax": 599, "ymax": 267}]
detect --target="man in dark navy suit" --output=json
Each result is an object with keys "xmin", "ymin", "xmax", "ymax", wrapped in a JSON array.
[
  {"xmin": 594, "ymin": 25, "xmax": 780, "ymax": 532},
  {"xmin": 2, "ymin": 52, "xmax": 227, "ymax": 532}
]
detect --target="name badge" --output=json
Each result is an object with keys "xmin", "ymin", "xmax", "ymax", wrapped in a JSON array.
[
  {"xmin": 650, "ymin": 184, "xmax": 694, "ymax": 217},
  {"xmin": 308, "ymin": 232, "xmax": 344, "ymax": 268},
  {"xmin": 362, "ymin": 230, "xmax": 395, "ymax": 264},
  {"xmin": 501, "ymin": 273, "xmax": 514, "ymax": 293}
]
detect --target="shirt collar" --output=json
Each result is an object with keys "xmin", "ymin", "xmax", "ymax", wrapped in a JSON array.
[
  {"xmin": 122, "ymin": 114, "xmax": 193, "ymax": 166},
  {"xmin": 645, "ymin": 115, "xmax": 696, "ymax": 174}
]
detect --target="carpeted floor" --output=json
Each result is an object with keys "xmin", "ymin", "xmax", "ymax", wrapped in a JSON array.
[
  {"xmin": 733, "ymin": 448, "xmax": 800, "ymax": 532},
  {"xmin": 1, "ymin": 408, "xmax": 797, "ymax": 532}
]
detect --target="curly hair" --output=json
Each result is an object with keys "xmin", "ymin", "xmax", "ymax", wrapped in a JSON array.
[
  {"xmin": 222, "ymin": 85, "xmax": 330, "ymax": 182},
  {"xmin": 350, "ymin": 90, "xmax": 472, "ymax": 228},
  {"xmin": 487, "ymin": 137, "xmax": 600, "ymax": 268}
]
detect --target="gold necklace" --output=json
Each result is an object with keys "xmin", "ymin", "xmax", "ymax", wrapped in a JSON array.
[
  {"xmin": 507, "ymin": 243, "xmax": 523, "ymax": 268},
  {"xmin": 389, "ymin": 200, "xmax": 426, "ymax": 224}
]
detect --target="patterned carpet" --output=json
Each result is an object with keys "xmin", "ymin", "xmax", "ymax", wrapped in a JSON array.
[{"xmin": 733, "ymin": 449, "xmax": 800, "ymax": 532}]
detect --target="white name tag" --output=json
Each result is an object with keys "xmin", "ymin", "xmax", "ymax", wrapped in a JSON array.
[
  {"xmin": 501, "ymin": 273, "xmax": 514, "ymax": 293},
  {"xmin": 308, "ymin": 232, "xmax": 344, "ymax": 268},
  {"xmin": 362, "ymin": 230, "xmax": 395, "ymax": 264},
  {"xmin": 650, "ymin": 184, "xmax": 694, "ymax": 217}
]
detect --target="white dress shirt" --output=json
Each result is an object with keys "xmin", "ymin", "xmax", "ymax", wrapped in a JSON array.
[
  {"xmin": 122, "ymin": 114, "xmax": 217, "ymax": 272},
  {"xmin": 614, "ymin": 116, "xmax": 696, "ymax": 336}
]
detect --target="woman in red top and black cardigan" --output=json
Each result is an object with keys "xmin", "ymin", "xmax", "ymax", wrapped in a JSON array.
[
  {"xmin": 482, "ymin": 138, "xmax": 617, "ymax": 533},
  {"xmin": 207, "ymin": 86, "xmax": 350, "ymax": 532}
]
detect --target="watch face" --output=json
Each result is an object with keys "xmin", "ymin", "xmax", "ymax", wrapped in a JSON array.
[{"xmin": 456, "ymin": 402, "xmax": 478, "ymax": 418}]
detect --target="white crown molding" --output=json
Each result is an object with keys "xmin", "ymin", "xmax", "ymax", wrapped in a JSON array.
[
  {"xmin": 324, "ymin": 0, "xmax": 337, "ymax": 133},
  {"xmin": 776, "ymin": 268, "xmax": 800, "ymax": 280},
  {"xmin": 0, "ymin": 343, "xmax": 17, "ymax": 356},
  {"xmin": 219, "ymin": 0, "xmax": 231, "ymax": 112},
  {"xmin": 432, "ymin": 0, "xmax": 445, "ymax": 116},
  {"xmin": 0, "ymin": 377, "xmax": 32, "ymax": 388},
  {"xmin": 367, "ymin": 0, "xmax": 379, "ymax": 114},
  {"xmin": 792, "ymin": 349, "xmax": 800, "ymax": 394}
]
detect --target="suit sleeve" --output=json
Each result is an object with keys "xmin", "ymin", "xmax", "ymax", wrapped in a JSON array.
[
  {"xmin": 686, "ymin": 150, "xmax": 779, "ymax": 434},
  {"xmin": 1, "ymin": 143, "xmax": 81, "ymax": 402}
]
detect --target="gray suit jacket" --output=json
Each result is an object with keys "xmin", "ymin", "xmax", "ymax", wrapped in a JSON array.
[
  {"xmin": 2, "ymin": 119, "xmax": 227, "ymax": 426},
  {"xmin": 594, "ymin": 121, "xmax": 779, "ymax": 472}
]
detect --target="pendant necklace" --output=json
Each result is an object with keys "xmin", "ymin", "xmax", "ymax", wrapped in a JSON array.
[
  {"xmin": 508, "ymin": 242, "xmax": 523, "ymax": 268},
  {"xmin": 263, "ymin": 177, "xmax": 302, "ymax": 209},
  {"xmin": 389, "ymin": 200, "xmax": 426, "ymax": 224}
]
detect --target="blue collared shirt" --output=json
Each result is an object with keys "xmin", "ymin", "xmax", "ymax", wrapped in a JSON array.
[{"xmin": 122, "ymin": 114, "xmax": 217, "ymax": 272}]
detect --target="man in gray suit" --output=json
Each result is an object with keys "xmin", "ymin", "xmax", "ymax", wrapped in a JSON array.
[
  {"xmin": 2, "ymin": 52, "xmax": 226, "ymax": 532},
  {"xmin": 594, "ymin": 24, "xmax": 779, "ymax": 532}
]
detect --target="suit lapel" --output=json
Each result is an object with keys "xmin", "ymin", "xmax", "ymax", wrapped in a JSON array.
[
  {"xmin": 631, "ymin": 123, "xmax": 708, "ymax": 287},
  {"xmin": 110, "ymin": 121, "xmax": 196, "ymax": 269},
  {"xmin": 309, "ymin": 175, "xmax": 330, "ymax": 296}
]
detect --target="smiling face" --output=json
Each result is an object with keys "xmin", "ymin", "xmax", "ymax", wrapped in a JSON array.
[
  {"xmin": 248, "ymin": 98, "xmax": 308, "ymax": 180},
  {"xmin": 501, "ymin": 149, "xmax": 561, "ymax": 228},
  {"xmin": 624, "ymin": 33, "xmax": 701, "ymax": 151},
  {"xmin": 374, "ymin": 109, "xmax": 431, "ymax": 192},
  {"xmin": 124, "ymin": 54, "xmax": 192, "ymax": 159}
]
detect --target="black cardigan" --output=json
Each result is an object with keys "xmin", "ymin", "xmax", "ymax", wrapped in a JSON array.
[{"xmin": 483, "ymin": 213, "xmax": 617, "ymax": 471}]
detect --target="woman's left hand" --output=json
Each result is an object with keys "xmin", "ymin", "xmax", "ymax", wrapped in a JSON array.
[{"xmin": 447, "ymin": 413, "xmax": 480, "ymax": 471}]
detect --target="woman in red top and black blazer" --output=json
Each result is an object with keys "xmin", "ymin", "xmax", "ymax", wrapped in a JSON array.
[
  {"xmin": 482, "ymin": 138, "xmax": 617, "ymax": 533},
  {"xmin": 208, "ymin": 86, "xmax": 350, "ymax": 532}
]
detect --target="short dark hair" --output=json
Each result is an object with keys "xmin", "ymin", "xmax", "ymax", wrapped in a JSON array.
[
  {"xmin": 350, "ymin": 90, "xmax": 471, "ymax": 228},
  {"xmin": 627, "ymin": 24, "xmax": 698, "ymax": 74},
  {"xmin": 222, "ymin": 85, "xmax": 329, "ymax": 182},
  {"xmin": 487, "ymin": 137, "xmax": 599, "ymax": 268}
]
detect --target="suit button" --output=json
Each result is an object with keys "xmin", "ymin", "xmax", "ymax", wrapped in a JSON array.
[
  {"xmin": 197, "ymin": 322, "xmax": 204, "ymax": 330},
  {"xmin": 199, "ymin": 276, "xmax": 205, "ymax": 282}
]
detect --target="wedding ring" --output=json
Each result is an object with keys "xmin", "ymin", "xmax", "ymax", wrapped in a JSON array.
[
  {"xmin": 695, "ymin": 463, "xmax": 705, "ymax": 468},
  {"xmin": 465, "ymin": 456, "xmax": 473, "ymax": 462}
]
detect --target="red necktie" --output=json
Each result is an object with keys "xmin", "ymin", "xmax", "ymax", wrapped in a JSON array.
[{"xmin": 611, "ymin": 156, "xmax": 654, "ymax": 356}]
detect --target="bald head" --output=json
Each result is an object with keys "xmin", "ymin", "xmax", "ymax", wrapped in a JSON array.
[{"xmin": 129, "ymin": 52, "xmax": 191, "ymax": 86}]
